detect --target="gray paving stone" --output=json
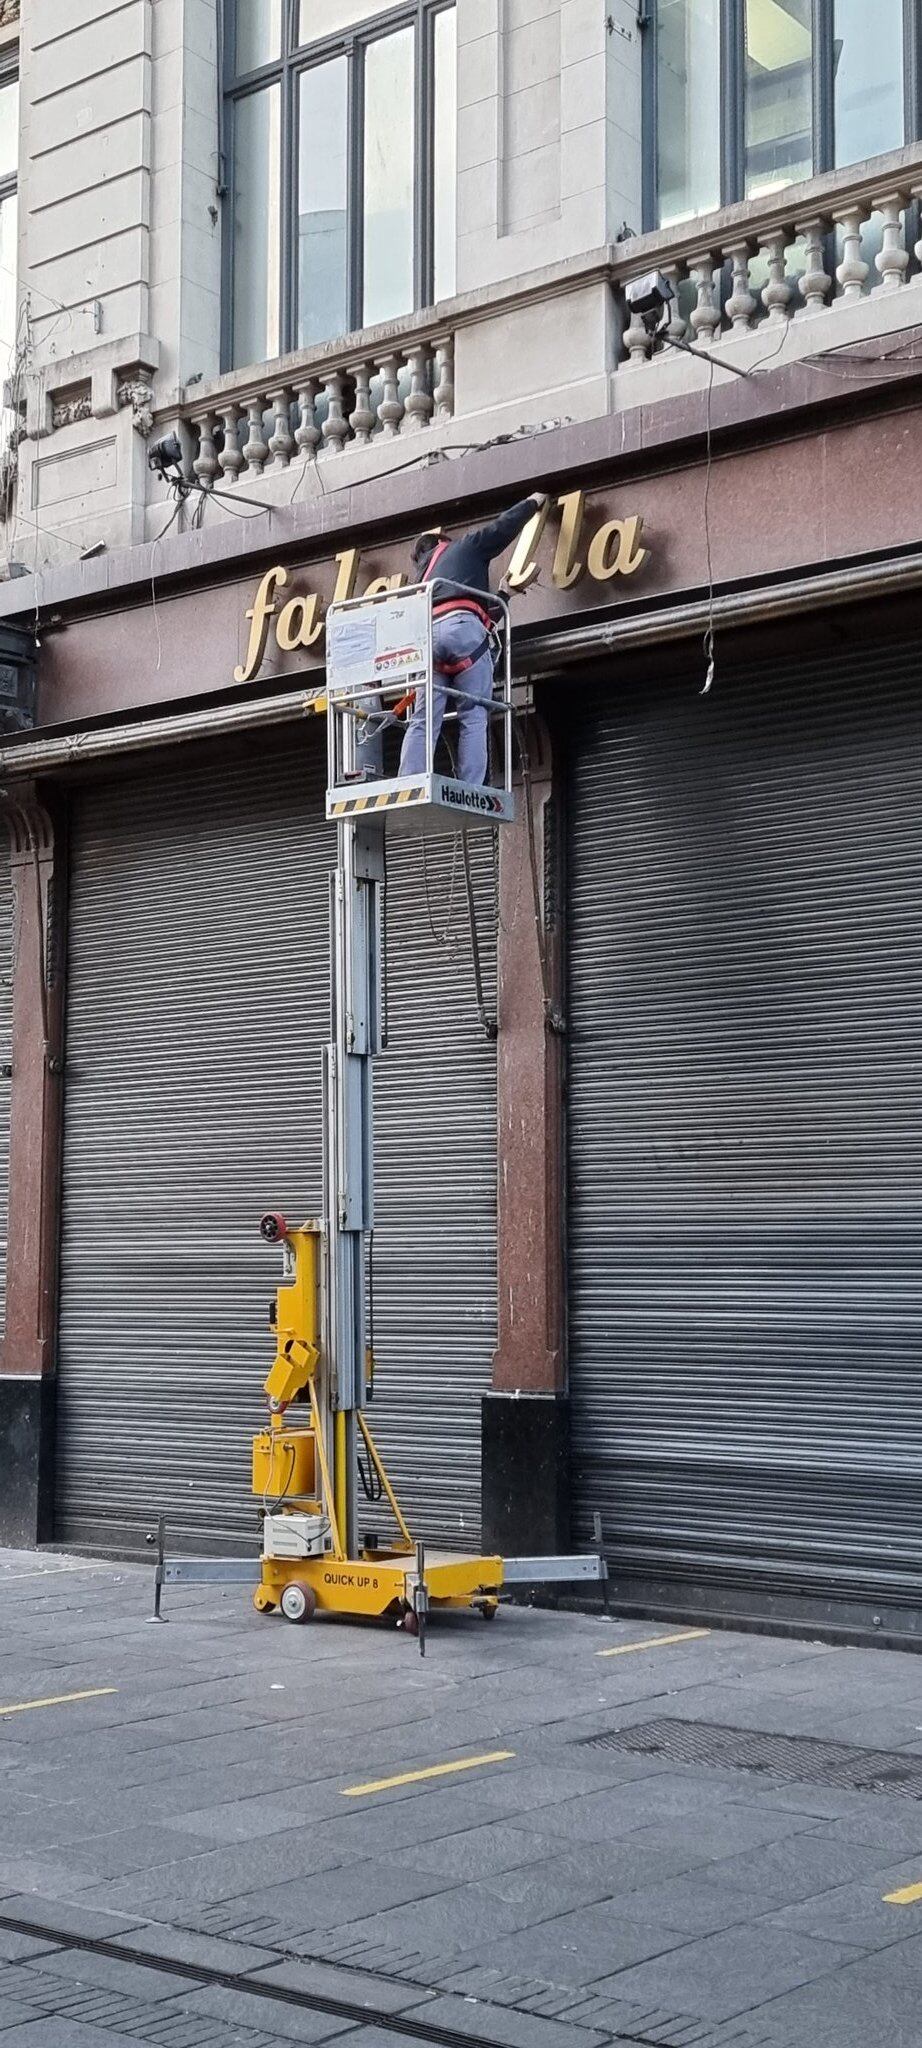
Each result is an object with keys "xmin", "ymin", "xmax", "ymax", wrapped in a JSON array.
[
  {"xmin": 11, "ymin": 1944, "xmax": 187, "ymax": 2003},
  {"xmin": 450, "ymin": 1908, "xmax": 692, "ymax": 1988},
  {"xmin": 0, "ymin": 1928, "xmax": 60, "ymax": 1962},
  {"xmin": 0, "ymin": 2027, "xmax": 145, "ymax": 2046},
  {"xmin": 0, "ymin": 2008, "xmax": 45, "ymax": 2037},
  {"xmin": 157, "ymin": 1983, "xmax": 357, "ymax": 2040},
  {"xmin": 697, "ymin": 1830, "xmax": 908, "ymax": 1906},
  {"xmin": 246, "ymin": 1954, "xmax": 437, "ymax": 2015},
  {"xmin": 415, "ymin": 1991, "xmax": 613, "ymax": 2047},
  {"xmin": 594, "ymin": 1923, "xmax": 860, "ymax": 2022},
  {"xmin": 765, "ymin": 1870, "xmax": 922, "ymax": 1952},
  {"xmin": 480, "ymin": 1854, "xmax": 624, "ymax": 1919},
  {"xmin": 390, "ymin": 1820, "xmax": 555, "ymax": 1881},
  {"xmin": 109, "ymin": 1920, "xmax": 286, "ymax": 1974},
  {"xmin": 0, "ymin": 1892, "xmax": 146, "ymax": 1937},
  {"xmin": 759, "ymin": 1950, "xmax": 922, "ymax": 2048},
  {"xmin": 589, "ymin": 1873, "xmax": 760, "ymax": 1937}
]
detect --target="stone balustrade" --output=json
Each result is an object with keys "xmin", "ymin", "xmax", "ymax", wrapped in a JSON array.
[
  {"xmin": 184, "ymin": 332, "xmax": 454, "ymax": 488},
  {"xmin": 616, "ymin": 156, "xmax": 922, "ymax": 370}
]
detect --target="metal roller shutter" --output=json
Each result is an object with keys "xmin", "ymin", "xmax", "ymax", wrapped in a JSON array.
[
  {"xmin": 0, "ymin": 833, "xmax": 13, "ymax": 1325},
  {"xmin": 56, "ymin": 729, "xmax": 496, "ymax": 1550},
  {"xmin": 568, "ymin": 639, "xmax": 922, "ymax": 1612}
]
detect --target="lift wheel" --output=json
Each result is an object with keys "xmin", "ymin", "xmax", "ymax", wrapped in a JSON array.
[{"xmin": 280, "ymin": 1581, "xmax": 317, "ymax": 1624}]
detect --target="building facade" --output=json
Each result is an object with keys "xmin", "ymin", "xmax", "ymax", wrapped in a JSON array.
[{"xmin": 1, "ymin": 0, "xmax": 922, "ymax": 1640}]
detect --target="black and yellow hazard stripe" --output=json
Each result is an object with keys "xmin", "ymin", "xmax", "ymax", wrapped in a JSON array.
[{"xmin": 330, "ymin": 786, "xmax": 426, "ymax": 817}]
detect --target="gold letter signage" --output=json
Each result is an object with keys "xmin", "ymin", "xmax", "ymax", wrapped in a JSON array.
[{"xmin": 238, "ymin": 490, "xmax": 649, "ymax": 684}]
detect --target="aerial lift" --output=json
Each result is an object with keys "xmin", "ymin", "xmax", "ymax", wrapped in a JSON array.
[{"xmin": 154, "ymin": 579, "xmax": 605, "ymax": 1650}]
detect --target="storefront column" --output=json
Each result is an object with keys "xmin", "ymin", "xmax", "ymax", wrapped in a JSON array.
[
  {"xmin": 0, "ymin": 784, "xmax": 66, "ymax": 1545},
  {"xmin": 482, "ymin": 718, "xmax": 569, "ymax": 1555}
]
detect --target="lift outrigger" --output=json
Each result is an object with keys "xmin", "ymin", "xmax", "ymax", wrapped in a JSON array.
[{"xmin": 153, "ymin": 580, "xmax": 606, "ymax": 1651}]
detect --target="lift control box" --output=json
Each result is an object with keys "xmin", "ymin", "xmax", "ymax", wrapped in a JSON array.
[{"xmin": 252, "ymin": 1428, "xmax": 317, "ymax": 1502}]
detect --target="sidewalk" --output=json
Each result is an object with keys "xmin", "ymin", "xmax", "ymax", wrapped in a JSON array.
[{"xmin": 2, "ymin": 1548, "xmax": 922, "ymax": 2047}]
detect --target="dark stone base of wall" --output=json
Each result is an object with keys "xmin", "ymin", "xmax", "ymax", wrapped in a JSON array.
[
  {"xmin": 0, "ymin": 1375, "xmax": 55, "ymax": 1546},
  {"xmin": 481, "ymin": 1391, "xmax": 570, "ymax": 1557}
]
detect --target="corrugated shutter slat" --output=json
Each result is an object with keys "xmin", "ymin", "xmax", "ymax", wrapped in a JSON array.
[
  {"xmin": 568, "ymin": 645, "xmax": 922, "ymax": 1607},
  {"xmin": 56, "ymin": 734, "xmax": 496, "ymax": 1551}
]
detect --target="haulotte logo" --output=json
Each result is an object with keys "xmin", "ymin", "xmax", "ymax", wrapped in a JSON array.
[{"xmin": 439, "ymin": 782, "xmax": 503, "ymax": 813}]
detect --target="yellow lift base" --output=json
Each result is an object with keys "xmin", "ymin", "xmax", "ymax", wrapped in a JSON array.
[
  {"xmin": 253, "ymin": 1549, "xmax": 502, "ymax": 1634},
  {"xmin": 148, "ymin": 1220, "xmax": 605, "ymax": 1648},
  {"xmin": 250, "ymin": 1217, "xmax": 506, "ymax": 1649}
]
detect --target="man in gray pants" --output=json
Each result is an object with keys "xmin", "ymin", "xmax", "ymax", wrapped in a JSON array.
[{"xmin": 399, "ymin": 492, "xmax": 546, "ymax": 786}]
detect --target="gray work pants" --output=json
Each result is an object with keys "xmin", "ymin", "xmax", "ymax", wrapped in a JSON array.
[{"xmin": 399, "ymin": 610, "xmax": 493, "ymax": 786}]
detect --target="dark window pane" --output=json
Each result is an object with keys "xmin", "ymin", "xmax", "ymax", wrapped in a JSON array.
[
  {"xmin": 834, "ymin": 0, "xmax": 903, "ymax": 167},
  {"xmin": 745, "ymin": 0, "xmax": 813, "ymax": 196},
  {"xmin": 232, "ymin": 85, "xmax": 281, "ymax": 367},
  {"xmin": 363, "ymin": 27, "xmax": 415, "ymax": 326},
  {"xmin": 0, "ymin": 190, "xmax": 16, "ymax": 449},
  {"xmin": 0, "ymin": 79, "xmax": 18, "ymax": 182},
  {"xmin": 656, "ymin": 0, "xmax": 720, "ymax": 225},
  {"xmin": 298, "ymin": 58, "xmax": 349, "ymax": 347},
  {"xmin": 433, "ymin": 8, "xmax": 457, "ymax": 301}
]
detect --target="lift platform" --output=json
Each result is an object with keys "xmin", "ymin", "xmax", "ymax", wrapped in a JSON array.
[
  {"xmin": 149, "ymin": 582, "xmax": 605, "ymax": 1652},
  {"xmin": 324, "ymin": 581, "xmax": 515, "ymax": 834}
]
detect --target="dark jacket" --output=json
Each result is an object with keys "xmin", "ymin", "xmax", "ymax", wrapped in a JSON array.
[{"xmin": 423, "ymin": 500, "xmax": 538, "ymax": 608}]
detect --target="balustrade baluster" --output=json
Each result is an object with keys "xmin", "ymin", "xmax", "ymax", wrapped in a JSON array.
[
  {"xmin": 873, "ymin": 191, "xmax": 909, "ymax": 291},
  {"xmin": 433, "ymin": 338, "xmax": 454, "ymax": 420},
  {"xmin": 836, "ymin": 206, "xmax": 869, "ymax": 301},
  {"xmin": 660, "ymin": 261, "xmax": 688, "ymax": 344},
  {"xmin": 267, "ymin": 386, "xmax": 294, "ymax": 468},
  {"xmin": 322, "ymin": 373, "xmax": 349, "ymax": 455},
  {"xmin": 192, "ymin": 410, "xmax": 218, "ymax": 489},
  {"xmin": 689, "ymin": 256, "xmax": 721, "ymax": 345},
  {"xmin": 243, "ymin": 398, "xmax": 269, "ymax": 476},
  {"xmin": 349, "ymin": 364, "xmax": 375, "ymax": 445},
  {"xmin": 797, "ymin": 218, "xmax": 832, "ymax": 314},
  {"xmin": 622, "ymin": 291, "xmax": 653, "ymax": 367},
  {"xmin": 403, "ymin": 347, "xmax": 434, "ymax": 432},
  {"xmin": 376, "ymin": 354, "xmax": 404, "ymax": 437},
  {"xmin": 724, "ymin": 242, "xmax": 756, "ymax": 332},
  {"xmin": 218, "ymin": 402, "xmax": 243, "ymax": 484},
  {"xmin": 294, "ymin": 379, "xmax": 321, "ymax": 462},
  {"xmin": 759, "ymin": 232, "xmax": 793, "ymax": 325}
]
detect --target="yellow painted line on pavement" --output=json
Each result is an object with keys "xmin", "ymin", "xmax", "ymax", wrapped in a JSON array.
[
  {"xmin": 884, "ymin": 1880, "xmax": 922, "ymax": 1905},
  {"xmin": 0, "ymin": 1687, "xmax": 117, "ymax": 1718},
  {"xmin": 342, "ymin": 1750, "xmax": 515, "ymax": 1798},
  {"xmin": 0, "ymin": 1565, "xmax": 116, "ymax": 1583},
  {"xmin": 598, "ymin": 1628, "xmax": 711, "ymax": 1659}
]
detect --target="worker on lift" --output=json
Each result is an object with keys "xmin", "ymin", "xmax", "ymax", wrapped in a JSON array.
[{"xmin": 399, "ymin": 491, "xmax": 548, "ymax": 786}]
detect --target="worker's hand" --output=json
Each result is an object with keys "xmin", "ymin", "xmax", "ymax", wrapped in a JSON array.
[{"xmin": 531, "ymin": 490, "xmax": 549, "ymax": 508}]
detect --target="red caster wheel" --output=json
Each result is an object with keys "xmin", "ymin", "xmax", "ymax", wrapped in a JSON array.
[{"xmin": 280, "ymin": 1581, "xmax": 316, "ymax": 1624}]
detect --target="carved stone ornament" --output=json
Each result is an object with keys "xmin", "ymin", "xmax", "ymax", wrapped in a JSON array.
[
  {"xmin": 0, "ymin": 1, "xmax": 20, "ymax": 25},
  {"xmin": 51, "ymin": 387, "xmax": 92, "ymax": 431},
  {"xmin": 116, "ymin": 377, "xmax": 155, "ymax": 438}
]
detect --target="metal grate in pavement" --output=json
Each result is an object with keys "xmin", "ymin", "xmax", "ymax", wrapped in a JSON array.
[{"xmin": 578, "ymin": 1716, "xmax": 922, "ymax": 1796}]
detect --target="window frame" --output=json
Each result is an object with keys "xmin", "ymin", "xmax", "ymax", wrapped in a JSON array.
[
  {"xmin": 222, "ymin": 0, "xmax": 455, "ymax": 371},
  {"xmin": 643, "ymin": 0, "xmax": 922, "ymax": 230}
]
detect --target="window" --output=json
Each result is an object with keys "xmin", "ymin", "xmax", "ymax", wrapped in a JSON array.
[
  {"xmin": 224, "ymin": 1, "xmax": 456, "ymax": 371},
  {"xmin": 0, "ymin": 63, "xmax": 18, "ymax": 454},
  {"xmin": 648, "ymin": 0, "xmax": 918, "ymax": 226}
]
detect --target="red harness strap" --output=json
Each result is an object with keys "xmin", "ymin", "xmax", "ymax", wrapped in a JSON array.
[{"xmin": 423, "ymin": 539, "xmax": 493, "ymax": 674}]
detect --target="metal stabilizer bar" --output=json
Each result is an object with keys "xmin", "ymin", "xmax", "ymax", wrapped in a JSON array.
[
  {"xmin": 162, "ymin": 1561, "xmax": 260, "ymax": 1585},
  {"xmin": 501, "ymin": 1554, "xmax": 608, "ymax": 1585}
]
